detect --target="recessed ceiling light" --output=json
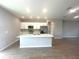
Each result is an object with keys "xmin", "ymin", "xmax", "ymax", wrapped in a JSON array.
[
  {"xmin": 69, "ymin": 8, "xmax": 79, "ymax": 14},
  {"xmin": 21, "ymin": 16, "xmax": 25, "ymax": 18},
  {"xmin": 42, "ymin": 8, "xmax": 47, "ymax": 13},
  {"xmin": 74, "ymin": 16, "xmax": 79, "ymax": 19},
  {"xmin": 69, "ymin": 9, "xmax": 77, "ymax": 13},
  {"xmin": 37, "ymin": 16, "xmax": 40, "ymax": 19},
  {"xmin": 26, "ymin": 8, "xmax": 30, "ymax": 13}
]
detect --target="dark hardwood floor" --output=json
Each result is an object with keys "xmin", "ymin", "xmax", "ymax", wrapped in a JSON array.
[
  {"xmin": 54, "ymin": 38, "xmax": 79, "ymax": 58},
  {"xmin": 0, "ymin": 38, "xmax": 79, "ymax": 59}
]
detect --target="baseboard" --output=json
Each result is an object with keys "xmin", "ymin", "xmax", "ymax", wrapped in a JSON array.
[
  {"xmin": 0, "ymin": 39, "xmax": 19, "ymax": 51},
  {"xmin": 54, "ymin": 37, "xmax": 63, "ymax": 39},
  {"xmin": 54, "ymin": 36, "xmax": 79, "ymax": 39},
  {"xmin": 54, "ymin": 35, "xmax": 63, "ymax": 39},
  {"xmin": 63, "ymin": 36, "xmax": 79, "ymax": 38}
]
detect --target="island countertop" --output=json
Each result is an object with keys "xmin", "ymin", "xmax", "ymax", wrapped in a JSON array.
[{"xmin": 19, "ymin": 34, "xmax": 53, "ymax": 37}]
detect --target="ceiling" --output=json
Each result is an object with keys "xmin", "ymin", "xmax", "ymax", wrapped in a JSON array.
[{"xmin": 0, "ymin": 0, "xmax": 79, "ymax": 20}]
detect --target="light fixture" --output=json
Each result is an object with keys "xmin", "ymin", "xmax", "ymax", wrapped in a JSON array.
[
  {"xmin": 42, "ymin": 8, "xmax": 47, "ymax": 13},
  {"xmin": 69, "ymin": 9, "xmax": 77, "ymax": 13},
  {"xmin": 26, "ymin": 8, "xmax": 30, "ymax": 13},
  {"xmin": 74, "ymin": 16, "xmax": 79, "ymax": 19},
  {"xmin": 37, "ymin": 16, "xmax": 40, "ymax": 19},
  {"xmin": 68, "ymin": 8, "xmax": 79, "ymax": 14}
]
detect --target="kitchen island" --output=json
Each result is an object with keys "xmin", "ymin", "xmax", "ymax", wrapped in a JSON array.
[{"xmin": 19, "ymin": 34, "xmax": 53, "ymax": 48}]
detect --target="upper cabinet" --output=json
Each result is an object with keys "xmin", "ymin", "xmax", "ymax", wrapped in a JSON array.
[{"xmin": 20, "ymin": 22, "xmax": 47, "ymax": 29}]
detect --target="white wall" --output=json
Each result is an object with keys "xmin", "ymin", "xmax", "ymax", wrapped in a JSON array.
[
  {"xmin": 51, "ymin": 19, "xmax": 79, "ymax": 38},
  {"xmin": 51, "ymin": 19, "xmax": 63, "ymax": 39},
  {"xmin": 0, "ymin": 6, "xmax": 20, "ymax": 51},
  {"xmin": 63, "ymin": 20, "xmax": 79, "ymax": 37}
]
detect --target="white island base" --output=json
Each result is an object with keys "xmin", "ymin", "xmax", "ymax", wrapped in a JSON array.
[{"xmin": 20, "ymin": 34, "xmax": 53, "ymax": 48}]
